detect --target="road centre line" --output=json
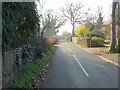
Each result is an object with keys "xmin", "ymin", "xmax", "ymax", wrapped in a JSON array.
[{"xmin": 73, "ymin": 55, "xmax": 89, "ymax": 77}]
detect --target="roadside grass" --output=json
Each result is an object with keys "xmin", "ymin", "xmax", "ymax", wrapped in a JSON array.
[{"xmin": 10, "ymin": 45, "xmax": 55, "ymax": 88}]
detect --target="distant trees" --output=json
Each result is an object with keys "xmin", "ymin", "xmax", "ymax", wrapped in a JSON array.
[
  {"xmin": 61, "ymin": 2, "xmax": 84, "ymax": 36},
  {"xmin": 36, "ymin": 0, "xmax": 65, "ymax": 40},
  {"xmin": 85, "ymin": 22, "xmax": 94, "ymax": 31},
  {"xmin": 83, "ymin": 10, "xmax": 104, "ymax": 39},
  {"xmin": 83, "ymin": 7, "xmax": 103, "ymax": 31},
  {"xmin": 62, "ymin": 31, "xmax": 72, "ymax": 38},
  {"xmin": 95, "ymin": 12, "xmax": 103, "ymax": 29},
  {"xmin": 84, "ymin": 13, "xmax": 95, "ymax": 31}
]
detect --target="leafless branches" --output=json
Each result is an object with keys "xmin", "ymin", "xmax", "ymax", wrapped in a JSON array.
[
  {"xmin": 40, "ymin": 11, "xmax": 65, "ymax": 39},
  {"xmin": 61, "ymin": 2, "xmax": 84, "ymax": 36}
]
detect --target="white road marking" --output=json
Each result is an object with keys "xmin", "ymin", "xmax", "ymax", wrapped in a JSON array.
[
  {"xmin": 82, "ymin": 48, "xmax": 93, "ymax": 53},
  {"xmin": 73, "ymin": 55, "xmax": 89, "ymax": 77},
  {"xmin": 96, "ymin": 55, "xmax": 119, "ymax": 67},
  {"xmin": 68, "ymin": 47, "xmax": 72, "ymax": 53}
]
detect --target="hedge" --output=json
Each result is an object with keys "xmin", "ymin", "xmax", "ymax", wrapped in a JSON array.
[
  {"xmin": 78, "ymin": 38, "xmax": 90, "ymax": 47},
  {"xmin": 91, "ymin": 37, "xmax": 105, "ymax": 47}
]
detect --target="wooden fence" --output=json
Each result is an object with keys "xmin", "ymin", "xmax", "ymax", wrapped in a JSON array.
[{"xmin": 2, "ymin": 50, "xmax": 16, "ymax": 88}]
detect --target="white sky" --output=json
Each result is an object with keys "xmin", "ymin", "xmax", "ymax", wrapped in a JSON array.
[{"xmin": 39, "ymin": 0, "xmax": 113, "ymax": 35}]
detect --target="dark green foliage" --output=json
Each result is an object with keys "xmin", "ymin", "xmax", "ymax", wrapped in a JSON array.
[
  {"xmin": 87, "ymin": 33, "xmax": 95, "ymax": 38},
  {"xmin": 91, "ymin": 40, "xmax": 104, "ymax": 47},
  {"xmin": 87, "ymin": 31, "xmax": 104, "ymax": 38},
  {"xmin": 93, "ymin": 32, "xmax": 104, "ymax": 38},
  {"xmin": 2, "ymin": 2, "xmax": 40, "ymax": 52}
]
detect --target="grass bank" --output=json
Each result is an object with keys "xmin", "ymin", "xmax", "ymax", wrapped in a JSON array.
[{"xmin": 10, "ymin": 45, "xmax": 55, "ymax": 88}]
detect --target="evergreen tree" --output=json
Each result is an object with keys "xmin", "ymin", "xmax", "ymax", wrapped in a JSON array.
[
  {"xmin": 2, "ymin": 2, "xmax": 40, "ymax": 52},
  {"xmin": 95, "ymin": 12, "xmax": 103, "ymax": 29}
]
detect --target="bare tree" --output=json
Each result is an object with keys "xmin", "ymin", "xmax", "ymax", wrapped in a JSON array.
[
  {"xmin": 36, "ymin": 0, "xmax": 46, "ymax": 37},
  {"xmin": 61, "ymin": 2, "xmax": 84, "ymax": 36},
  {"xmin": 40, "ymin": 11, "xmax": 65, "ymax": 39},
  {"xmin": 36, "ymin": 1, "xmax": 65, "ymax": 39}
]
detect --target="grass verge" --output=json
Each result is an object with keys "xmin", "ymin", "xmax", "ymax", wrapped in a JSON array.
[{"xmin": 9, "ymin": 45, "xmax": 55, "ymax": 88}]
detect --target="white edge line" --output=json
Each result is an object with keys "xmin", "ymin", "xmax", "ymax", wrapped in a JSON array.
[
  {"xmin": 68, "ymin": 47, "xmax": 72, "ymax": 53},
  {"xmin": 96, "ymin": 55, "xmax": 119, "ymax": 67},
  {"xmin": 73, "ymin": 55, "xmax": 89, "ymax": 77},
  {"xmin": 82, "ymin": 48, "xmax": 93, "ymax": 53},
  {"xmin": 72, "ymin": 43, "xmax": 92, "ymax": 53}
]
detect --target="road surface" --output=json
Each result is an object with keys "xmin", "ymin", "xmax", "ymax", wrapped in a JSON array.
[{"xmin": 43, "ymin": 40, "xmax": 118, "ymax": 88}]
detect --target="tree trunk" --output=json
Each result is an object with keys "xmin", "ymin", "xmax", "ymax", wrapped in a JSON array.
[
  {"xmin": 117, "ymin": 24, "xmax": 120, "ymax": 52},
  {"xmin": 110, "ymin": 2, "xmax": 117, "ymax": 52},
  {"xmin": 118, "ymin": 3, "xmax": 120, "ymax": 52},
  {"xmin": 72, "ymin": 23, "xmax": 75, "ymax": 37},
  {"xmin": 40, "ymin": 27, "xmax": 46, "ymax": 39}
]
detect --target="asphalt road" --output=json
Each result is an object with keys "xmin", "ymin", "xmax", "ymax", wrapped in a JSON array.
[{"xmin": 43, "ymin": 40, "xmax": 118, "ymax": 88}]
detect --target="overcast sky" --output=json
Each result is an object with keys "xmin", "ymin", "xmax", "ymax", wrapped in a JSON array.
[{"xmin": 39, "ymin": 0, "xmax": 113, "ymax": 35}]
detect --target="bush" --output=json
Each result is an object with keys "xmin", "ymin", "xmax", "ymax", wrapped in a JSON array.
[
  {"xmin": 91, "ymin": 37, "xmax": 105, "ymax": 47},
  {"xmin": 47, "ymin": 39, "xmax": 56, "ymax": 51}
]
